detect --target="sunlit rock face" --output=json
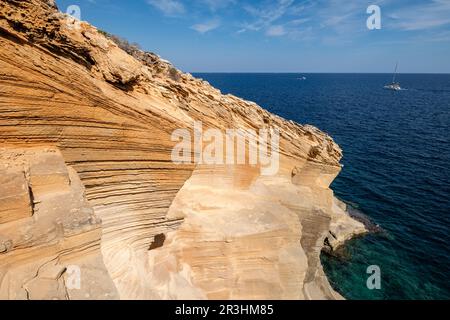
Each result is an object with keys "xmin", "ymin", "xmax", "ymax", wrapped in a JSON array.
[
  {"xmin": 0, "ymin": 147, "xmax": 118, "ymax": 300},
  {"xmin": 0, "ymin": 0, "xmax": 365, "ymax": 300}
]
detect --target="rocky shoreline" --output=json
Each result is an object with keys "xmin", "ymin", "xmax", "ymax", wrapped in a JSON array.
[{"xmin": 1, "ymin": 0, "xmax": 366, "ymax": 300}]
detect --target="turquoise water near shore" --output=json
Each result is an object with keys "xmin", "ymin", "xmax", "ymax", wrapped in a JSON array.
[{"xmin": 194, "ymin": 73, "xmax": 450, "ymax": 300}]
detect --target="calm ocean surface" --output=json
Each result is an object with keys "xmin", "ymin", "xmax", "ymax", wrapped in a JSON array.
[{"xmin": 194, "ymin": 73, "xmax": 450, "ymax": 300}]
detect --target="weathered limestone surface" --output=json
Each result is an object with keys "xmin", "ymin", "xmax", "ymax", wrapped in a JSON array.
[
  {"xmin": 0, "ymin": 147, "xmax": 118, "ymax": 299},
  {"xmin": 0, "ymin": 0, "xmax": 366, "ymax": 299}
]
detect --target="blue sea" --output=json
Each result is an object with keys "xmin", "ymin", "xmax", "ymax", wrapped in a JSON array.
[{"xmin": 193, "ymin": 73, "xmax": 450, "ymax": 300}]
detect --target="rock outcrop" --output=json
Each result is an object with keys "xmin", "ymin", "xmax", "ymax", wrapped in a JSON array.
[{"xmin": 0, "ymin": 0, "xmax": 366, "ymax": 300}]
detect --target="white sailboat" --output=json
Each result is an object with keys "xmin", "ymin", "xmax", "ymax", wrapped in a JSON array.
[{"xmin": 384, "ymin": 62, "xmax": 402, "ymax": 91}]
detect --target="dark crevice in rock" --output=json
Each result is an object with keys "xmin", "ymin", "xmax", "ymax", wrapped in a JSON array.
[
  {"xmin": 149, "ymin": 233, "xmax": 166, "ymax": 250},
  {"xmin": 28, "ymin": 185, "xmax": 36, "ymax": 215},
  {"xmin": 106, "ymin": 76, "xmax": 140, "ymax": 92}
]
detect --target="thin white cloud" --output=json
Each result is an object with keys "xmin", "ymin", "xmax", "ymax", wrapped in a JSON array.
[
  {"xmin": 200, "ymin": 0, "xmax": 236, "ymax": 11},
  {"xmin": 397, "ymin": 18, "xmax": 450, "ymax": 31},
  {"xmin": 237, "ymin": 0, "xmax": 318, "ymax": 39},
  {"xmin": 191, "ymin": 19, "xmax": 221, "ymax": 34},
  {"xmin": 266, "ymin": 25, "xmax": 286, "ymax": 36},
  {"xmin": 240, "ymin": 0, "xmax": 295, "ymax": 32},
  {"xmin": 149, "ymin": 0, "xmax": 450, "ymax": 44},
  {"xmin": 147, "ymin": 0, "xmax": 185, "ymax": 16},
  {"xmin": 287, "ymin": 18, "xmax": 310, "ymax": 26},
  {"xmin": 315, "ymin": 0, "xmax": 363, "ymax": 29},
  {"xmin": 390, "ymin": 0, "xmax": 450, "ymax": 31}
]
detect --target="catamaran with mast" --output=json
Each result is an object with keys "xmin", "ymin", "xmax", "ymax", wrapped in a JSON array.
[{"xmin": 384, "ymin": 62, "xmax": 402, "ymax": 91}]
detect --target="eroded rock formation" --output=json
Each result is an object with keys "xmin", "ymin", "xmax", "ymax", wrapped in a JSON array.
[{"xmin": 0, "ymin": 0, "xmax": 366, "ymax": 300}]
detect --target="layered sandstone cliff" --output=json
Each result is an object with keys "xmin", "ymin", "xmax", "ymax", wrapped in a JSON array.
[{"xmin": 0, "ymin": 0, "xmax": 366, "ymax": 300}]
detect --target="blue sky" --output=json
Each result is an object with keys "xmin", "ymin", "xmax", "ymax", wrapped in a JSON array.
[{"xmin": 55, "ymin": 0, "xmax": 450, "ymax": 73}]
